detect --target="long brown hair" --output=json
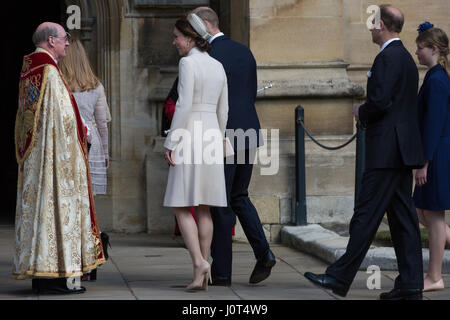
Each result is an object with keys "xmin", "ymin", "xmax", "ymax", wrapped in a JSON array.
[
  {"xmin": 59, "ymin": 38, "xmax": 100, "ymax": 92},
  {"xmin": 416, "ymin": 27, "xmax": 450, "ymax": 78}
]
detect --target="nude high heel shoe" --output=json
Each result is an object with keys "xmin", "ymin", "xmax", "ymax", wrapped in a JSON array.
[
  {"xmin": 201, "ymin": 267, "xmax": 212, "ymax": 291},
  {"xmin": 186, "ymin": 261, "xmax": 211, "ymax": 292}
]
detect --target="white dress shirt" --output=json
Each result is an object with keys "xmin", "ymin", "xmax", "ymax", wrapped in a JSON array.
[
  {"xmin": 380, "ymin": 38, "xmax": 400, "ymax": 52},
  {"xmin": 208, "ymin": 32, "xmax": 224, "ymax": 44}
]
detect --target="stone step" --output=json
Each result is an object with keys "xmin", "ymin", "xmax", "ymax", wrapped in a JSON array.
[{"xmin": 281, "ymin": 224, "xmax": 450, "ymax": 273}]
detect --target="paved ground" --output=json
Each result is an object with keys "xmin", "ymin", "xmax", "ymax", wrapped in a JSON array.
[{"xmin": 1, "ymin": 225, "xmax": 449, "ymax": 300}]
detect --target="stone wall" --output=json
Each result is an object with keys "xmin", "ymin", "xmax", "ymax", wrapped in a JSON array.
[{"xmin": 91, "ymin": 0, "xmax": 450, "ymax": 238}]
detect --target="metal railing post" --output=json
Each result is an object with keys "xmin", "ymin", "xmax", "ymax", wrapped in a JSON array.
[
  {"xmin": 295, "ymin": 105, "xmax": 307, "ymax": 226},
  {"xmin": 355, "ymin": 122, "xmax": 366, "ymax": 204}
]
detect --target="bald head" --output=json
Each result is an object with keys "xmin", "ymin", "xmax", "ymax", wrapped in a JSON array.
[
  {"xmin": 32, "ymin": 22, "xmax": 69, "ymax": 61},
  {"xmin": 380, "ymin": 5, "xmax": 404, "ymax": 33},
  {"xmin": 32, "ymin": 22, "xmax": 64, "ymax": 46}
]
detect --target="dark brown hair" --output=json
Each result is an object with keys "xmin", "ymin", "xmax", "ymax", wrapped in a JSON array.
[
  {"xmin": 380, "ymin": 4, "xmax": 404, "ymax": 33},
  {"xmin": 417, "ymin": 27, "xmax": 450, "ymax": 78},
  {"xmin": 175, "ymin": 17, "xmax": 210, "ymax": 52}
]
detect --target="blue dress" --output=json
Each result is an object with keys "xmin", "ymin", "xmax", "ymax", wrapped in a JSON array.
[{"xmin": 413, "ymin": 64, "xmax": 450, "ymax": 210}]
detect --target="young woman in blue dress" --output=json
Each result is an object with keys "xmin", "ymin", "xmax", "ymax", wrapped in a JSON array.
[{"xmin": 413, "ymin": 22, "xmax": 450, "ymax": 292}]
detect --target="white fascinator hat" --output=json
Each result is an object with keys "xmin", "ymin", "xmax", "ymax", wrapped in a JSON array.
[{"xmin": 187, "ymin": 13, "xmax": 212, "ymax": 41}]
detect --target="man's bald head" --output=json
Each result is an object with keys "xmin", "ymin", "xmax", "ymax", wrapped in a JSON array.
[
  {"xmin": 380, "ymin": 4, "xmax": 404, "ymax": 33},
  {"xmin": 32, "ymin": 22, "xmax": 69, "ymax": 61},
  {"xmin": 32, "ymin": 22, "xmax": 64, "ymax": 46}
]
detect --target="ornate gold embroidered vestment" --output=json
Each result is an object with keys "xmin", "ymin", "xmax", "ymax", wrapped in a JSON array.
[{"xmin": 13, "ymin": 48, "xmax": 106, "ymax": 279}]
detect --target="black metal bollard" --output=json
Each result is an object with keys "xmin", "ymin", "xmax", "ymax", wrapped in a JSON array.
[
  {"xmin": 354, "ymin": 122, "xmax": 366, "ymax": 204},
  {"xmin": 295, "ymin": 106, "xmax": 307, "ymax": 226}
]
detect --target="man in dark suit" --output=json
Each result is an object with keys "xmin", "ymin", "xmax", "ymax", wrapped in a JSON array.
[
  {"xmin": 193, "ymin": 7, "xmax": 276, "ymax": 286},
  {"xmin": 304, "ymin": 5, "xmax": 425, "ymax": 300}
]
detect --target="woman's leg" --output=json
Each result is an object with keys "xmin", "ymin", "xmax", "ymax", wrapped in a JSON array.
[
  {"xmin": 423, "ymin": 210, "xmax": 446, "ymax": 290},
  {"xmin": 196, "ymin": 205, "xmax": 213, "ymax": 261},
  {"xmin": 417, "ymin": 208, "xmax": 450, "ymax": 248},
  {"xmin": 173, "ymin": 207, "xmax": 209, "ymax": 289},
  {"xmin": 444, "ymin": 219, "xmax": 450, "ymax": 248},
  {"xmin": 174, "ymin": 207, "xmax": 203, "ymax": 267}
]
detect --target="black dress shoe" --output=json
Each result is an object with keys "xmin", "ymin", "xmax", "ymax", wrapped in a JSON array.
[
  {"xmin": 249, "ymin": 249, "xmax": 276, "ymax": 284},
  {"xmin": 379, "ymin": 288, "xmax": 423, "ymax": 300},
  {"xmin": 209, "ymin": 277, "xmax": 231, "ymax": 286},
  {"xmin": 32, "ymin": 278, "xmax": 86, "ymax": 295},
  {"xmin": 304, "ymin": 272, "xmax": 349, "ymax": 297}
]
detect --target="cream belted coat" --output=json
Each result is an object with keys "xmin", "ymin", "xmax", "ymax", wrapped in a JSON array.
[{"xmin": 163, "ymin": 47, "xmax": 228, "ymax": 207}]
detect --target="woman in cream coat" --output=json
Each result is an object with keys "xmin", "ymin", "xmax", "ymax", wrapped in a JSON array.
[{"xmin": 163, "ymin": 14, "xmax": 228, "ymax": 291}]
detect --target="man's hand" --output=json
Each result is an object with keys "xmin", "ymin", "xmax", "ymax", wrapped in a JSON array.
[{"xmin": 353, "ymin": 104, "xmax": 362, "ymax": 122}]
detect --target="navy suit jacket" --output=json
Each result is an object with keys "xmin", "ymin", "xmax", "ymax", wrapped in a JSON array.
[
  {"xmin": 210, "ymin": 35, "xmax": 262, "ymax": 150},
  {"xmin": 359, "ymin": 40, "xmax": 424, "ymax": 169}
]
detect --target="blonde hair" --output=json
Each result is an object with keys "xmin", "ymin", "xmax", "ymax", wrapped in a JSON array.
[
  {"xmin": 416, "ymin": 27, "xmax": 450, "ymax": 79},
  {"xmin": 59, "ymin": 39, "xmax": 100, "ymax": 92}
]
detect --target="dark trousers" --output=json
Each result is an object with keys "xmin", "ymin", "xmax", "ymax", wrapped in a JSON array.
[
  {"xmin": 210, "ymin": 149, "xmax": 269, "ymax": 279},
  {"xmin": 326, "ymin": 168, "xmax": 423, "ymax": 289}
]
